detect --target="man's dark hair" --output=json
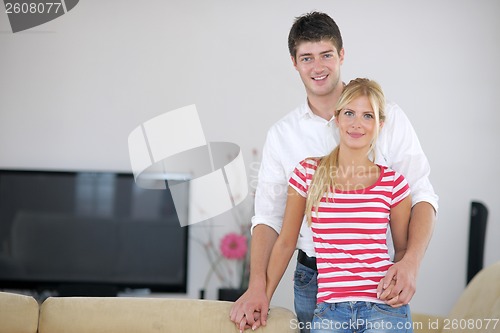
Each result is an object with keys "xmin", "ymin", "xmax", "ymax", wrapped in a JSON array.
[{"xmin": 288, "ymin": 11, "xmax": 343, "ymax": 59}]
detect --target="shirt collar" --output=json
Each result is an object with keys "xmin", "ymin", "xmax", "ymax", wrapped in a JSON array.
[
  {"xmin": 299, "ymin": 100, "xmax": 314, "ymax": 119},
  {"xmin": 300, "ymin": 99, "xmax": 335, "ymax": 124}
]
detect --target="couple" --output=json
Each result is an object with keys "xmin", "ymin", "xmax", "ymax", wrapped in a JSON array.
[{"xmin": 230, "ymin": 11, "xmax": 438, "ymax": 333}]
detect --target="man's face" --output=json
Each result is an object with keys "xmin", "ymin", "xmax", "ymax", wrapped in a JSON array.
[{"xmin": 292, "ymin": 40, "xmax": 344, "ymax": 99}]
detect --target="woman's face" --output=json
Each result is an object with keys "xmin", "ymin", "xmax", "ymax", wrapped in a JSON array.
[{"xmin": 336, "ymin": 95, "xmax": 379, "ymax": 151}]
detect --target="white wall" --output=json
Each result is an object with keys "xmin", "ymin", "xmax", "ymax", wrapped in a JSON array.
[{"xmin": 1, "ymin": 0, "xmax": 499, "ymax": 316}]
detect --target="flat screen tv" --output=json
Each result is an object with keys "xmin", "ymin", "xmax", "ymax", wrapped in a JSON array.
[{"xmin": 0, "ymin": 169, "xmax": 189, "ymax": 298}]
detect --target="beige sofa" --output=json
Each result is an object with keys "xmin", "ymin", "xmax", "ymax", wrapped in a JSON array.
[
  {"xmin": 413, "ymin": 261, "xmax": 500, "ymax": 333},
  {"xmin": 0, "ymin": 291, "xmax": 298, "ymax": 333},
  {"xmin": 3, "ymin": 262, "xmax": 499, "ymax": 333}
]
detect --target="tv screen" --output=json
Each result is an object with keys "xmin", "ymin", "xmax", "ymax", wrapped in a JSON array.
[{"xmin": 0, "ymin": 169, "xmax": 189, "ymax": 297}]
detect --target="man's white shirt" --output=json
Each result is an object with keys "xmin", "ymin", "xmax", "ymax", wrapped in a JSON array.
[{"xmin": 251, "ymin": 100, "xmax": 439, "ymax": 257}]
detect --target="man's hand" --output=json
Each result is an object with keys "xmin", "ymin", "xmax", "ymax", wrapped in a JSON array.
[
  {"xmin": 236, "ymin": 311, "xmax": 263, "ymax": 333},
  {"xmin": 377, "ymin": 258, "xmax": 417, "ymax": 307},
  {"xmin": 230, "ymin": 286, "xmax": 269, "ymax": 332}
]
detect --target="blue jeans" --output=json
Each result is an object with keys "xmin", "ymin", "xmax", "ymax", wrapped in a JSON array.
[
  {"xmin": 311, "ymin": 301, "xmax": 413, "ymax": 333},
  {"xmin": 294, "ymin": 262, "xmax": 318, "ymax": 333}
]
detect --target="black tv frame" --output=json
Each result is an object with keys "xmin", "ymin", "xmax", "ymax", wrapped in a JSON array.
[{"xmin": 0, "ymin": 169, "xmax": 190, "ymax": 297}]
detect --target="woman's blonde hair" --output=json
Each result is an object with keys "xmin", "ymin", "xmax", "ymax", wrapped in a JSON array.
[{"xmin": 304, "ymin": 78, "xmax": 386, "ymax": 226}]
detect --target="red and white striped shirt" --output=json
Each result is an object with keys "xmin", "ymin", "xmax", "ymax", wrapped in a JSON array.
[{"xmin": 289, "ymin": 158, "xmax": 410, "ymax": 304}]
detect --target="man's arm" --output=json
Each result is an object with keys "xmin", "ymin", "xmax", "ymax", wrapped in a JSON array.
[
  {"xmin": 229, "ymin": 129, "xmax": 288, "ymax": 331},
  {"xmin": 379, "ymin": 202, "xmax": 435, "ymax": 306},
  {"xmin": 377, "ymin": 103, "xmax": 438, "ymax": 306},
  {"xmin": 229, "ymin": 224, "xmax": 277, "ymax": 331}
]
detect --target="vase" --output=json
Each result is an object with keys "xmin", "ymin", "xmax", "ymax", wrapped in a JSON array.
[{"xmin": 217, "ymin": 288, "xmax": 246, "ymax": 302}]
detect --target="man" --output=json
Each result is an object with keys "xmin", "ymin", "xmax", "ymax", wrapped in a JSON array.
[{"xmin": 229, "ymin": 11, "xmax": 438, "ymax": 333}]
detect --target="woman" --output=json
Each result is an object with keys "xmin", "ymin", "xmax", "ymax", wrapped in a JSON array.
[{"xmin": 265, "ymin": 78, "xmax": 413, "ymax": 332}]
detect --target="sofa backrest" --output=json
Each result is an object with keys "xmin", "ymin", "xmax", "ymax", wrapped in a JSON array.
[
  {"xmin": 448, "ymin": 261, "xmax": 500, "ymax": 332},
  {"xmin": 38, "ymin": 296, "xmax": 298, "ymax": 333},
  {"xmin": 0, "ymin": 291, "xmax": 39, "ymax": 333},
  {"xmin": 0, "ymin": 291, "xmax": 298, "ymax": 333}
]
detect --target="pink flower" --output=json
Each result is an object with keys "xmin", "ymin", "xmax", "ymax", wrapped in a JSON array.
[{"xmin": 219, "ymin": 233, "xmax": 247, "ymax": 260}]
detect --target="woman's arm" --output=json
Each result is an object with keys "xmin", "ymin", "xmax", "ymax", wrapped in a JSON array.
[
  {"xmin": 265, "ymin": 186, "xmax": 306, "ymax": 301},
  {"xmin": 389, "ymin": 194, "xmax": 412, "ymax": 263},
  {"xmin": 378, "ymin": 194, "xmax": 412, "ymax": 306}
]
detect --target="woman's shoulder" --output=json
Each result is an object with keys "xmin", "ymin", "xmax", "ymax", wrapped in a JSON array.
[
  {"xmin": 377, "ymin": 164, "xmax": 408, "ymax": 183},
  {"xmin": 299, "ymin": 156, "xmax": 321, "ymax": 168},
  {"xmin": 293, "ymin": 157, "xmax": 321, "ymax": 176}
]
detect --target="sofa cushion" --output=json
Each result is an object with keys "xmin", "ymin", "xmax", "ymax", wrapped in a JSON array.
[
  {"xmin": 448, "ymin": 261, "xmax": 500, "ymax": 333},
  {"xmin": 0, "ymin": 291, "xmax": 39, "ymax": 333},
  {"xmin": 38, "ymin": 297, "xmax": 298, "ymax": 333}
]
